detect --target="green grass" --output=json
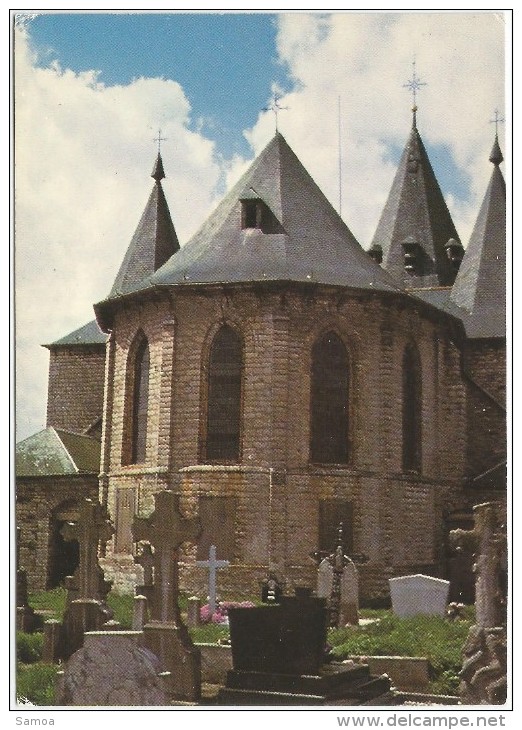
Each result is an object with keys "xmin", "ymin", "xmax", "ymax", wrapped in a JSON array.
[
  {"xmin": 16, "ymin": 663, "xmax": 59, "ymax": 706},
  {"xmin": 20, "ymin": 590, "xmax": 473, "ymax": 701},
  {"xmin": 328, "ymin": 609, "xmax": 474, "ymax": 696},
  {"xmin": 27, "ymin": 587, "xmax": 67, "ymax": 619}
]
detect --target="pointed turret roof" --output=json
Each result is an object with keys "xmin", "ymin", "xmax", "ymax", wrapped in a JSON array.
[
  {"xmin": 147, "ymin": 133, "xmax": 398, "ymax": 293},
  {"xmin": 108, "ymin": 153, "xmax": 180, "ymax": 298},
  {"xmin": 450, "ymin": 135, "xmax": 506, "ymax": 338},
  {"xmin": 369, "ymin": 116, "xmax": 462, "ymax": 288}
]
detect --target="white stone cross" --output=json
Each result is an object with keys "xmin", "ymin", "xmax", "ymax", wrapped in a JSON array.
[{"xmin": 196, "ymin": 545, "xmax": 230, "ymax": 614}]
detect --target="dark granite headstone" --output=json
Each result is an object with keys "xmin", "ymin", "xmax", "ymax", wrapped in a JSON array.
[{"xmin": 228, "ymin": 595, "xmax": 328, "ymax": 675}]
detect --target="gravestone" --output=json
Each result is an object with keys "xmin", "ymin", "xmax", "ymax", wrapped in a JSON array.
[
  {"xmin": 56, "ymin": 632, "xmax": 169, "ymax": 706},
  {"xmin": 186, "ymin": 596, "xmax": 201, "ymax": 628},
  {"xmin": 317, "ymin": 554, "xmax": 359, "ymax": 626},
  {"xmin": 57, "ymin": 499, "xmax": 115, "ymax": 659},
  {"xmin": 389, "ymin": 574, "xmax": 450, "ymax": 618},
  {"xmin": 16, "ymin": 528, "xmax": 41, "ymax": 632},
  {"xmin": 133, "ymin": 490, "xmax": 202, "ymax": 702},
  {"xmin": 218, "ymin": 591, "xmax": 397, "ymax": 705},
  {"xmin": 196, "ymin": 544, "xmax": 230, "ymax": 615},
  {"xmin": 450, "ymin": 501, "xmax": 507, "ymax": 705},
  {"xmin": 134, "ymin": 542, "xmax": 155, "ymax": 610},
  {"xmin": 261, "ymin": 573, "xmax": 283, "ymax": 604}
]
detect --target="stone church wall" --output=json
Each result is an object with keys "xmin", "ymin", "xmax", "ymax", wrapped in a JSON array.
[
  {"xmin": 99, "ymin": 284, "xmax": 479, "ymax": 600},
  {"xmin": 16, "ymin": 475, "xmax": 99, "ymax": 591},
  {"xmin": 46, "ymin": 345, "xmax": 106, "ymax": 434}
]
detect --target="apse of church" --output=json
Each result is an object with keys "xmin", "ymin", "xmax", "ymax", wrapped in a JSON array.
[{"xmin": 17, "ymin": 113, "xmax": 506, "ymax": 598}]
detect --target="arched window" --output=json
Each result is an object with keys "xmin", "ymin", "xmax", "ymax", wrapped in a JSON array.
[
  {"xmin": 310, "ymin": 331, "xmax": 350, "ymax": 464},
  {"xmin": 130, "ymin": 338, "xmax": 150, "ymax": 464},
  {"xmin": 203, "ymin": 325, "xmax": 243, "ymax": 462},
  {"xmin": 402, "ymin": 343, "xmax": 422, "ymax": 473}
]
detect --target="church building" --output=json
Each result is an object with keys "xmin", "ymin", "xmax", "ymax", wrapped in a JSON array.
[{"xmin": 16, "ymin": 108, "xmax": 507, "ymax": 603}]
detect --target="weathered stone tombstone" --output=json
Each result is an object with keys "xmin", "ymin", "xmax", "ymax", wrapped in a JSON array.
[
  {"xmin": 389, "ymin": 574, "xmax": 450, "ymax": 618},
  {"xmin": 133, "ymin": 489, "xmax": 202, "ymax": 702},
  {"xmin": 196, "ymin": 544, "xmax": 230, "ymax": 615},
  {"xmin": 186, "ymin": 596, "xmax": 201, "ymax": 628},
  {"xmin": 134, "ymin": 542, "xmax": 155, "ymax": 610},
  {"xmin": 56, "ymin": 631, "xmax": 169, "ymax": 706},
  {"xmin": 52, "ymin": 498, "xmax": 115, "ymax": 660},
  {"xmin": 16, "ymin": 527, "xmax": 41, "ymax": 632},
  {"xmin": 261, "ymin": 573, "xmax": 284, "ymax": 604},
  {"xmin": 450, "ymin": 501, "xmax": 507, "ymax": 705}
]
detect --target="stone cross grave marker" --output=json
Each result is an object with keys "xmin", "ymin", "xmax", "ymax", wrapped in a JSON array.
[
  {"xmin": 133, "ymin": 490, "xmax": 201, "ymax": 624},
  {"xmin": 196, "ymin": 544, "xmax": 230, "ymax": 614},
  {"xmin": 61, "ymin": 498, "xmax": 114, "ymax": 600},
  {"xmin": 134, "ymin": 542, "xmax": 155, "ymax": 587},
  {"xmin": 315, "ymin": 522, "xmax": 359, "ymax": 626},
  {"xmin": 450, "ymin": 502, "xmax": 507, "ymax": 705},
  {"xmin": 450, "ymin": 501, "xmax": 506, "ymax": 629}
]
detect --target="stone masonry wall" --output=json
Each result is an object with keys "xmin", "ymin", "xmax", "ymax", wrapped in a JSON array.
[
  {"xmin": 100, "ymin": 284, "xmax": 472, "ymax": 599},
  {"xmin": 16, "ymin": 475, "xmax": 99, "ymax": 591},
  {"xmin": 46, "ymin": 345, "xmax": 106, "ymax": 434}
]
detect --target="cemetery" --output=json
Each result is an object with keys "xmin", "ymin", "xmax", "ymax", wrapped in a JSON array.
[{"xmin": 16, "ymin": 497, "xmax": 507, "ymax": 707}]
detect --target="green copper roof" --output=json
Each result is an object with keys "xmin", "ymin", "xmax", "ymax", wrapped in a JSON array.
[{"xmin": 16, "ymin": 427, "xmax": 101, "ymax": 477}]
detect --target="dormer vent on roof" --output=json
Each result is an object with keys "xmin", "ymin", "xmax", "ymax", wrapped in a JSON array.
[{"xmin": 240, "ymin": 192, "xmax": 284, "ymax": 234}]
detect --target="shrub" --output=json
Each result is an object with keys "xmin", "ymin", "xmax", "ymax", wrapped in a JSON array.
[{"xmin": 17, "ymin": 632, "xmax": 44, "ymax": 664}]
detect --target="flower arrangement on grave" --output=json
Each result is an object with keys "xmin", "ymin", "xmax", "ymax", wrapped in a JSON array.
[{"xmin": 200, "ymin": 600, "xmax": 255, "ymax": 624}]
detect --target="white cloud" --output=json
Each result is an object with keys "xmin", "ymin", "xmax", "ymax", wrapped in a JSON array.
[
  {"xmin": 250, "ymin": 11, "xmax": 506, "ymax": 246},
  {"xmin": 15, "ymin": 28, "xmax": 223, "ymax": 440}
]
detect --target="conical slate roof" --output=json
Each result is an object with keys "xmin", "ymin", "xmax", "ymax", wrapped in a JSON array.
[
  {"xmin": 369, "ymin": 118, "xmax": 461, "ymax": 288},
  {"xmin": 450, "ymin": 136, "xmax": 506, "ymax": 338},
  {"xmin": 109, "ymin": 153, "xmax": 180, "ymax": 297},
  {"xmin": 149, "ymin": 133, "xmax": 398, "ymax": 292}
]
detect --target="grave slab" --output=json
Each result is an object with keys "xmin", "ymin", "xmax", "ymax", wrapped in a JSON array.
[{"xmin": 389, "ymin": 574, "xmax": 450, "ymax": 618}]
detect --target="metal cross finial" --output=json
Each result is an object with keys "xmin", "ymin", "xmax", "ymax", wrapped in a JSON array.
[
  {"xmin": 263, "ymin": 93, "xmax": 289, "ymax": 133},
  {"xmin": 489, "ymin": 109, "xmax": 505, "ymax": 136},
  {"xmin": 403, "ymin": 59, "xmax": 427, "ymax": 121},
  {"xmin": 154, "ymin": 128, "xmax": 167, "ymax": 153}
]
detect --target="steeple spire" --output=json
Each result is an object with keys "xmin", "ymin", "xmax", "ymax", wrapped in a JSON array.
[
  {"xmin": 369, "ymin": 113, "xmax": 461, "ymax": 288},
  {"xmin": 450, "ymin": 131, "xmax": 506, "ymax": 338},
  {"xmin": 108, "ymin": 150, "xmax": 180, "ymax": 298}
]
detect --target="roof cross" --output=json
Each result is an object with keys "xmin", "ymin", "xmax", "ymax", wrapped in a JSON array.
[
  {"xmin": 263, "ymin": 93, "xmax": 289, "ymax": 133},
  {"xmin": 403, "ymin": 59, "xmax": 427, "ymax": 124},
  {"xmin": 489, "ymin": 109, "xmax": 505, "ymax": 136},
  {"xmin": 154, "ymin": 128, "xmax": 167, "ymax": 153}
]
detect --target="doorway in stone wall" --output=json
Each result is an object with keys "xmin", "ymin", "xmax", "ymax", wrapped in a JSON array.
[{"xmin": 47, "ymin": 498, "xmax": 80, "ymax": 588}]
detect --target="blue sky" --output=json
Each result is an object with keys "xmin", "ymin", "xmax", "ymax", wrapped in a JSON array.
[
  {"xmin": 27, "ymin": 12, "xmax": 291, "ymax": 158},
  {"xmin": 15, "ymin": 11, "xmax": 507, "ymax": 441}
]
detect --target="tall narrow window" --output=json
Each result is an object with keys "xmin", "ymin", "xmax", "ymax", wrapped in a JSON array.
[
  {"xmin": 310, "ymin": 331, "xmax": 349, "ymax": 464},
  {"xmin": 131, "ymin": 339, "xmax": 150, "ymax": 464},
  {"xmin": 204, "ymin": 325, "xmax": 242, "ymax": 462},
  {"xmin": 402, "ymin": 343, "xmax": 422, "ymax": 472}
]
